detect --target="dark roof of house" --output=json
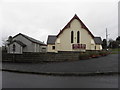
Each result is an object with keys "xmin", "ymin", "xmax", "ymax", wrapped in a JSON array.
[
  {"xmin": 13, "ymin": 33, "xmax": 46, "ymax": 45},
  {"xmin": 8, "ymin": 40, "xmax": 26, "ymax": 47},
  {"xmin": 57, "ymin": 14, "xmax": 94, "ymax": 38},
  {"xmin": 47, "ymin": 35, "xmax": 57, "ymax": 44},
  {"xmin": 94, "ymin": 37, "xmax": 103, "ymax": 44}
]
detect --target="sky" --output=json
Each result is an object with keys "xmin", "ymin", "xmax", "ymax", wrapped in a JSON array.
[{"xmin": 0, "ymin": 0, "xmax": 119, "ymax": 46}]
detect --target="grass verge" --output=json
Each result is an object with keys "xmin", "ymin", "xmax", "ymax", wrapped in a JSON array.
[{"xmin": 110, "ymin": 48, "xmax": 120, "ymax": 54}]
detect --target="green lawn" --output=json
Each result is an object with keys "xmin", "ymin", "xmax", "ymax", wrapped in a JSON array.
[{"xmin": 110, "ymin": 48, "xmax": 120, "ymax": 54}]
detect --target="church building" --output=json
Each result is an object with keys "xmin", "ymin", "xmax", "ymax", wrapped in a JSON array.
[{"xmin": 47, "ymin": 14, "xmax": 102, "ymax": 52}]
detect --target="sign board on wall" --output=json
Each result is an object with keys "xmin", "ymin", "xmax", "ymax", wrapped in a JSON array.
[{"xmin": 72, "ymin": 44, "xmax": 86, "ymax": 49}]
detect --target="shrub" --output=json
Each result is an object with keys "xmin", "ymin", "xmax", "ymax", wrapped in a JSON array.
[
  {"xmin": 79, "ymin": 50, "xmax": 110, "ymax": 60},
  {"xmin": 99, "ymin": 51, "xmax": 109, "ymax": 56},
  {"xmin": 79, "ymin": 52, "xmax": 90, "ymax": 60},
  {"xmin": 88, "ymin": 51, "xmax": 100, "ymax": 58}
]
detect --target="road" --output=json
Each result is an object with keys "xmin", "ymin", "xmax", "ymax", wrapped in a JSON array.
[
  {"xmin": 0, "ymin": 71, "xmax": 2, "ymax": 89},
  {"xmin": 2, "ymin": 71, "xmax": 118, "ymax": 88}
]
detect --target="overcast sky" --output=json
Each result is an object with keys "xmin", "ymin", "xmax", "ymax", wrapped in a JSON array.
[{"xmin": 0, "ymin": 0, "xmax": 119, "ymax": 46}]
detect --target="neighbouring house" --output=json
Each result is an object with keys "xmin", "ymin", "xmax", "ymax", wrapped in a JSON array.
[
  {"xmin": 7, "ymin": 33, "xmax": 47, "ymax": 54},
  {"xmin": 47, "ymin": 14, "xmax": 103, "ymax": 52},
  {"xmin": 94, "ymin": 37, "xmax": 103, "ymax": 50}
]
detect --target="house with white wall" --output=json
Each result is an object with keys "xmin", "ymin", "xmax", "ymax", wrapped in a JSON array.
[
  {"xmin": 7, "ymin": 33, "xmax": 47, "ymax": 54},
  {"xmin": 47, "ymin": 14, "xmax": 102, "ymax": 52}
]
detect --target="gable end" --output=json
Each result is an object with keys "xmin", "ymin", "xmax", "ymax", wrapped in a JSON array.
[{"xmin": 57, "ymin": 14, "xmax": 94, "ymax": 38}]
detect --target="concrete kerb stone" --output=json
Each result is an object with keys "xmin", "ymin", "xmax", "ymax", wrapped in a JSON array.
[{"xmin": 1, "ymin": 68, "xmax": 119, "ymax": 77}]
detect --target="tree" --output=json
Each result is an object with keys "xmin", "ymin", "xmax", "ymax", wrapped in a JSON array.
[
  {"xmin": 116, "ymin": 36, "xmax": 120, "ymax": 48},
  {"xmin": 102, "ymin": 39, "xmax": 107, "ymax": 49},
  {"xmin": 2, "ymin": 37, "xmax": 8, "ymax": 52},
  {"xmin": 2, "ymin": 36, "xmax": 13, "ymax": 52},
  {"xmin": 111, "ymin": 41, "xmax": 118, "ymax": 48},
  {"xmin": 7, "ymin": 36, "xmax": 13, "ymax": 44},
  {"xmin": 2, "ymin": 39, "xmax": 7, "ymax": 47},
  {"xmin": 116, "ymin": 36, "xmax": 120, "ymax": 41},
  {"xmin": 2, "ymin": 36, "xmax": 9, "ymax": 46},
  {"xmin": 107, "ymin": 37, "xmax": 119, "ymax": 49},
  {"xmin": 108, "ymin": 39, "xmax": 114, "ymax": 48}
]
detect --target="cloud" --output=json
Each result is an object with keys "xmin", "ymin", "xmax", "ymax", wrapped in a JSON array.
[{"xmin": 0, "ymin": 0, "xmax": 119, "ymax": 46}]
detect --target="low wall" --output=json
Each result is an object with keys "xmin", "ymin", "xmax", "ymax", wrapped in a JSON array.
[{"xmin": 2, "ymin": 52, "xmax": 80, "ymax": 62}]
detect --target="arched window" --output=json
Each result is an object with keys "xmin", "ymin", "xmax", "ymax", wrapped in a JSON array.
[
  {"xmin": 95, "ymin": 46, "xmax": 96, "ymax": 50},
  {"xmin": 13, "ymin": 44, "xmax": 16, "ymax": 52},
  {"xmin": 77, "ymin": 31, "xmax": 80, "ymax": 43},
  {"xmin": 71, "ymin": 31, "xmax": 74, "ymax": 43}
]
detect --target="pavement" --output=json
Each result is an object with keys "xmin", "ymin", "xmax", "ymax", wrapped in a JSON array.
[{"xmin": 2, "ymin": 53, "xmax": 119, "ymax": 75}]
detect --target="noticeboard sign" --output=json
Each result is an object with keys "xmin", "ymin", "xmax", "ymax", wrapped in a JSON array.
[{"xmin": 72, "ymin": 44, "xmax": 86, "ymax": 49}]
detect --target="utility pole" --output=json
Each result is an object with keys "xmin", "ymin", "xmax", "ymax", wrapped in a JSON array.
[
  {"xmin": 106, "ymin": 28, "xmax": 108, "ymax": 48},
  {"xmin": 106, "ymin": 28, "xmax": 110, "ymax": 49}
]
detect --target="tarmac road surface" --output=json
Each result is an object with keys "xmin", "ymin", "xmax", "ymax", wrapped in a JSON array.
[{"xmin": 2, "ymin": 71, "xmax": 118, "ymax": 88}]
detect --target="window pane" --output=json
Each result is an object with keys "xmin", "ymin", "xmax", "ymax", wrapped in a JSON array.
[
  {"xmin": 71, "ymin": 31, "xmax": 74, "ymax": 43},
  {"xmin": 52, "ymin": 46, "xmax": 55, "ymax": 50},
  {"xmin": 77, "ymin": 31, "xmax": 80, "ymax": 43},
  {"xmin": 13, "ymin": 44, "xmax": 16, "ymax": 52}
]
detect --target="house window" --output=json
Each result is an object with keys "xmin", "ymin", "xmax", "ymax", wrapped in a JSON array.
[
  {"xmin": 71, "ymin": 31, "xmax": 74, "ymax": 43},
  {"xmin": 13, "ymin": 44, "xmax": 16, "ymax": 52},
  {"xmin": 42, "ymin": 47, "xmax": 46, "ymax": 52},
  {"xmin": 34, "ymin": 44, "xmax": 36, "ymax": 52},
  {"xmin": 42, "ymin": 48, "xmax": 46, "ymax": 49},
  {"xmin": 52, "ymin": 46, "xmax": 55, "ymax": 50},
  {"xmin": 95, "ymin": 46, "xmax": 96, "ymax": 50},
  {"xmin": 77, "ymin": 31, "xmax": 80, "ymax": 43}
]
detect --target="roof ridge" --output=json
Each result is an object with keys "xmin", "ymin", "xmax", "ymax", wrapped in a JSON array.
[
  {"xmin": 48, "ymin": 35, "xmax": 56, "ymax": 36},
  {"xmin": 13, "ymin": 33, "xmax": 46, "ymax": 45}
]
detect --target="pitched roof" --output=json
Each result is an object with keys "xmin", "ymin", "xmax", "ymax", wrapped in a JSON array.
[
  {"xmin": 8, "ymin": 40, "xmax": 26, "ymax": 47},
  {"xmin": 13, "ymin": 33, "xmax": 46, "ymax": 45},
  {"xmin": 94, "ymin": 37, "xmax": 103, "ymax": 44},
  {"xmin": 47, "ymin": 35, "xmax": 57, "ymax": 44},
  {"xmin": 57, "ymin": 14, "xmax": 94, "ymax": 38}
]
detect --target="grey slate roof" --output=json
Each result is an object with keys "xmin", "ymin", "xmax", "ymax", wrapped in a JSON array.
[
  {"xmin": 13, "ymin": 33, "xmax": 46, "ymax": 45},
  {"xmin": 47, "ymin": 35, "xmax": 57, "ymax": 44},
  {"xmin": 47, "ymin": 36, "xmax": 103, "ymax": 45},
  {"xmin": 94, "ymin": 37, "xmax": 103, "ymax": 44}
]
